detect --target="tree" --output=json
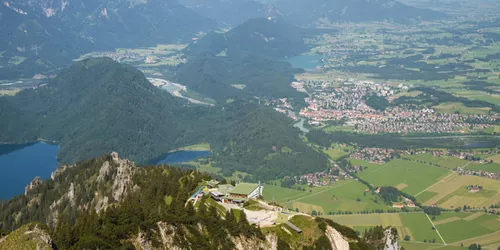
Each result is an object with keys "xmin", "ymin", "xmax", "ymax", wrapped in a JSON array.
[
  {"xmin": 404, "ymin": 235, "xmax": 411, "ymax": 241},
  {"xmin": 311, "ymin": 210, "xmax": 318, "ymax": 216},
  {"xmin": 295, "ymin": 208, "xmax": 299, "ymax": 212}
]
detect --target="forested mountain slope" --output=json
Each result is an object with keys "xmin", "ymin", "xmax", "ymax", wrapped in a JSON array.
[
  {"xmin": 0, "ymin": 58, "xmax": 326, "ymax": 180},
  {"xmin": 178, "ymin": 18, "xmax": 309, "ymax": 105},
  {"xmin": 0, "ymin": 153, "xmax": 400, "ymax": 250}
]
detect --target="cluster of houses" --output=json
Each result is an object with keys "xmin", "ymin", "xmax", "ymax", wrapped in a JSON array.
[
  {"xmin": 349, "ymin": 148, "xmax": 398, "ymax": 164},
  {"xmin": 295, "ymin": 164, "xmax": 352, "ymax": 187},
  {"xmin": 456, "ymin": 166, "xmax": 500, "ymax": 180}
]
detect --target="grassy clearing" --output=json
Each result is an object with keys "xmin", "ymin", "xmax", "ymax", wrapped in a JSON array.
[
  {"xmin": 400, "ymin": 213, "xmax": 441, "ymax": 243},
  {"xmin": 358, "ymin": 159, "xmax": 451, "ymax": 195},
  {"xmin": 173, "ymin": 143, "xmax": 211, "ymax": 151},
  {"xmin": 322, "ymin": 143, "xmax": 353, "ymax": 160}
]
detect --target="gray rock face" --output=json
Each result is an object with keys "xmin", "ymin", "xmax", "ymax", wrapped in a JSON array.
[{"xmin": 24, "ymin": 176, "xmax": 42, "ymax": 196}]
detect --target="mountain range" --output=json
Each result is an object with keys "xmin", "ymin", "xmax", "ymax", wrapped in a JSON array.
[{"xmin": 0, "ymin": 0, "xmax": 216, "ymax": 79}]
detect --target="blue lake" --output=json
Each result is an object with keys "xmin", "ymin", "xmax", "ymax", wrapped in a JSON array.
[
  {"xmin": 285, "ymin": 54, "xmax": 323, "ymax": 70},
  {"xmin": 156, "ymin": 150, "xmax": 212, "ymax": 164},
  {"xmin": 0, "ymin": 142, "xmax": 59, "ymax": 200}
]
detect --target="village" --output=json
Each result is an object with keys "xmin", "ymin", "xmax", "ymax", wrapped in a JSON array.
[{"xmin": 286, "ymin": 78, "xmax": 499, "ymax": 134}]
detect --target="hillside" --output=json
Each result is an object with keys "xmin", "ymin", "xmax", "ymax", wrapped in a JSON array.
[
  {"xmin": 178, "ymin": 18, "xmax": 309, "ymax": 105},
  {"xmin": 178, "ymin": 0, "xmax": 283, "ymax": 26},
  {"xmin": 0, "ymin": 57, "xmax": 201, "ymax": 164},
  {"xmin": 274, "ymin": 0, "xmax": 446, "ymax": 25},
  {"xmin": 0, "ymin": 58, "xmax": 325, "ymax": 180},
  {"xmin": 0, "ymin": 0, "xmax": 216, "ymax": 79},
  {"xmin": 0, "ymin": 153, "xmax": 400, "ymax": 249}
]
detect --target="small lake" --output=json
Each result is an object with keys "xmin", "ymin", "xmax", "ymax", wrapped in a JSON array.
[
  {"xmin": 285, "ymin": 54, "xmax": 323, "ymax": 70},
  {"xmin": 156, "ymin": 150, "xmax": 211, "ymax": 164},
  {"xmin": 0, "ymin": 142, "xmax": 58, "ymax": 200}
]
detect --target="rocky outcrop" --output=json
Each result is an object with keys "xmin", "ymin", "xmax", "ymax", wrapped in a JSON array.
[
  {"xmin": 383, "ymin": 228, "xmax": 400, "ymax": 250},
  {"xmin": 24, "ymin": 177, "xmax": 42, "ymax": 195},
  {"xmin": 325, "ymin": 225, "xmax": 349, "ymax": 250},
  {"xmin": 110, "ymin": 152, "xmax": 135, "ymax": 202}
]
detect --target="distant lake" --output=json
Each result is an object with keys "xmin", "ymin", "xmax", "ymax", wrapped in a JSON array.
[
  {"xmin": 156, "ymin": 150, "xmax": 211, "ymax": 164},
  {"xmin": 0, "ymin": 142, "xmax": 58, "ymax": 200},
  {"xmin": 285, "ymin": 54, "xmax": 323, "ymax": 70}
]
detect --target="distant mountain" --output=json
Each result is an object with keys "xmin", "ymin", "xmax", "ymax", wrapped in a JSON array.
[
  {"xmin": 273, "ymin": 0, "xmax": 446, "ymax": 25},
  {"xmin": 0, "ymin": 58, "xmax": 325, "ymax": 180},
  {"xmin": 179, "ymin": 18, "xmax": 309, "ymax": 106},
  {"xmin": 185, "ymin": 18, "xmax": 309, "ymax": 59},
  {"xmin": 0, "ymin": 0, "xmax": 217, "ymax": 79},
  {"xmin": 177, "ymin": 0, "xmax": 283, "ymax": 26}
]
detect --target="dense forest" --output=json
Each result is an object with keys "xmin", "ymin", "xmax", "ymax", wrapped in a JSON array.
[{"xmin": 0, "ymin": 58, "xmax": 326, "ymax": 181}]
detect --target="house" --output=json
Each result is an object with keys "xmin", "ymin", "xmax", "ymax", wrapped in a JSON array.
[
  {"xmin": 375, "ymin": 187, "xmax": 381, "ymax": 194},
  {"xmin": 229, "ymin": 182, "xmax": 263, "ymax": 201},
  {"xmin": 392, "ymin": 203, "xmax": 405, "ymax": 208}
]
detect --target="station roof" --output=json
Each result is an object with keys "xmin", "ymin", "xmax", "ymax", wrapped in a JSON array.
[{"xmin": 230, "ymin": 183, "xmax": 258, "ymax": 195}]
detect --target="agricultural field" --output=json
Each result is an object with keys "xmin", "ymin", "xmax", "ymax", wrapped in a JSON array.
[
  {"xmin": 401, "ymin": 153, "xmax": 470, "ymax": 170},
  {"xmin": 432, "ymin": 102, "xmax": 491, "ymax": 115},
  {"xmin": 357, "ymin": 159, "xmax": 451, "ymax": 195},
  {"xmin": 263, "ymin": 180, "xmax": 389, "ymax": 214},
  {"xmin": 436, "ymin": 213, "xmax": 500, "ymax": 244},
  {"xmin": 486, "ymin": 154, "xmax": 500, "ymax": 163},
  {"xmin": 400, "ymin": 213, "xmax": 441, "ymax": 243},
  {"xmin": 400, "ymin": 242, "xmax": 465, "ymax": 250},
  {"xmin": 422, "ymin": 174, "xmax": 500, "ymax": 209}
]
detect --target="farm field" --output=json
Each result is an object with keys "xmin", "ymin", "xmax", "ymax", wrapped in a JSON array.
[
  {"xmin": 423, "ymin": 174, "xmax": 500, "ymax": 209},
  {"xmin": 432, "ymin": 102, "xmax": 491, "ymax": 115},
  {"xmin": 401, "ymin": 153, "xmax": 469, "ymax": 170},
  {"xmin": 436, "ymin": 213, "xmax": 500, "ymax": 244},
  {"xmin": 486, "ymin": 154, "xmax": 500, "ymax": 163},
  {"xmin": 357, "ymin": 159, "xmax": 451, "ymax": 195},
  {"xmin": 400, "ymin": 213, "xmax": 442, "ymax": 243},
  {"xmin": 323, "ymin": 213, "xmax": 409, "ymax": 239},
  {"xmin": 263, "ymin": 181, "xmax": 389, "ymax": 214},
  {"xmin": 400, "ymin": 242, "xmax": 465, "ymax": 250}
]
